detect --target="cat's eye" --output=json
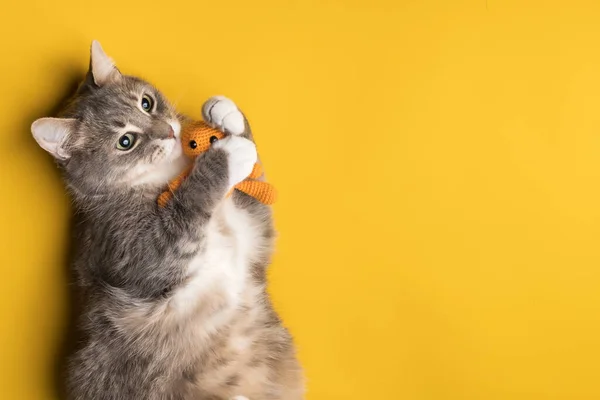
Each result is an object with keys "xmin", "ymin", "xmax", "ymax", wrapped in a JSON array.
[
  {"xmin": 141, "ymin": 94, "xmax": 154, "ymax": 112},
  {"xmin": 117, "ymin": 133, "xmax": 136, "ymax": 151}
]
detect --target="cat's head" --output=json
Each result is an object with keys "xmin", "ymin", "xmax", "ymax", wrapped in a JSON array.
[{"xmin": 31, "ymin": 41, "xmax": 187, "ymax": 198}]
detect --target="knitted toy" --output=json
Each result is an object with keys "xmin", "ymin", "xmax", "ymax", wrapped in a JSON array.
[{"xmin": 158, "ymin": 120, "xmax": 276, "ymax": 208}]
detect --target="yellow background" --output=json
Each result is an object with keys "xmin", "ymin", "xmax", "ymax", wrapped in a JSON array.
[{"xmin": 2, "ymin": 0, "xmax": 600, "ymax": 398}]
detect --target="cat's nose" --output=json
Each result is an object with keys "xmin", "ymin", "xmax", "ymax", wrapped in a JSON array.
[{"xmin": 167, "ymin": 126, "xmax": 175, "ymax": 139}]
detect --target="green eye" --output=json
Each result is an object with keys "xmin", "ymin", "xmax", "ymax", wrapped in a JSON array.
[
  {"xmin": 117, "ymin": 133, "xmax": 136, "ymax": 150},
  {"xmin": 141, "ymin": 94, "xmax": 154, "ymax": 112}
]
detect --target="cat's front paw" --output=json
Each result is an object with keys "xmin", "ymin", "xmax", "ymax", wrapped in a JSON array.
[
  {"xmin": 202, "ymin": 96, "xmax": 245, "ymax": 135},
  {"xmin": 213, "ymin": 136, "xmax": 257, "ymax": 188}
]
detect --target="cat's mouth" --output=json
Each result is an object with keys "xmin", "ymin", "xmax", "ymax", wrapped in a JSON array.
[
  {"xmin": 168, "ymin": 137, "xmax": 183, "ymax": 160},
  {"xmin": 166, "ymin": 120, "xmax": 184, "ymax": 161}
]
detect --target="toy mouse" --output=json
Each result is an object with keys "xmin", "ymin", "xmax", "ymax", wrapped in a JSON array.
[{"xmin": 158, "ymin": 120, "xmax": 276, "ymax": 207}]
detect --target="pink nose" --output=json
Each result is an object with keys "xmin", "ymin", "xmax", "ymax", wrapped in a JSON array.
[{"xmin": 167, "ymin": 126, "xmax": 175, "ymax": 139}]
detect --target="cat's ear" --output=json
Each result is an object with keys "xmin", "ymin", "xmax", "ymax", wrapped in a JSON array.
[
  {"xmin": 89, "ymin": 40, "xmax": 122, "ymax": 86},
  {"xmin": 31, "ymin": 117, "xmax": 77, "ymax": 160}
]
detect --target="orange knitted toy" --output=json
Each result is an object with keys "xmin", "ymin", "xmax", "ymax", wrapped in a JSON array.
[{"xmin": 158, "ymin": 120, "xmax": 276, "ymax": 207}]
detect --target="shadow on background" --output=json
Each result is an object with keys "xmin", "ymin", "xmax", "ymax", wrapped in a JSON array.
[{"xmin": 22, "ymin": 60, "xmax": 87, "ymax": 399}]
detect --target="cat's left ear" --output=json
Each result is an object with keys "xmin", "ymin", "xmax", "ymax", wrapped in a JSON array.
[
  {"xmin": 31, "ymin": 117, "xmax": 77, "ymax": 160},
  {"xmin": 89, "ymin": 40, "xmax": 122, "ymax": 86}
]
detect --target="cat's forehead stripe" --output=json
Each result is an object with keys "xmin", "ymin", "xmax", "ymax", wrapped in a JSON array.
[{"xmin": 122, "ymin": 123, "xmax": 143, "ymax": 134}]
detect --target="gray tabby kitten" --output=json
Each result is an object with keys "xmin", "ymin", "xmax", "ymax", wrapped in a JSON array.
[{"xmin": 31, "ymin": 41, "xmax": 304, "ymax": 400}]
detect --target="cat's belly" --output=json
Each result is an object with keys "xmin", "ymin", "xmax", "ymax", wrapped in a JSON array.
[
  {"xmin": 156, "ymin": 199, "xmax": 301, "ymax": 399},
  {"xmin": 170, "ymin": 198, "xmax": 258, "ymax": 329}
]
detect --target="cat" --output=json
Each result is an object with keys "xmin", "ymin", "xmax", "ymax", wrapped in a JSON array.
[{"xmin": 31, "ymin": 41, "xmax": 304, "ymax": 400}]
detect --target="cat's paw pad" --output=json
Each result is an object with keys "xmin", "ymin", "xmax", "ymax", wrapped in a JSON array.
[
  {"xmin": 202, "ymin": 96, "xmax": 245, "ymax": 135},
  {"xmin": 213, "ymin": 136, "xmax": 257, "ymax": 188}
]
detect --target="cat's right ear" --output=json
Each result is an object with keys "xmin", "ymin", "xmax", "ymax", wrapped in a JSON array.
[
  {"xmin": 89, "ymin": 40, "xmax": 122, "ymax": 86},
  {"xmin": 31, "ymin": 117, "xmax": 77, "ymax": 160}
]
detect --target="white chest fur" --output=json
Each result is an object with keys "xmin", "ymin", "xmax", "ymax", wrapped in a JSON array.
[{"xmin": 171, "ymin": 199, "xmax": 258, "ymax": 328}]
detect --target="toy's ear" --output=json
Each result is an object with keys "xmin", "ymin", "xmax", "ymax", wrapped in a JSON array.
[
  {"xmin": 89, "ymin": 40, "xmax": 122, "ymax": 86},
  {"xmin": 31, "ymin": 117, "xmax": 77, "ymax": 160}
]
